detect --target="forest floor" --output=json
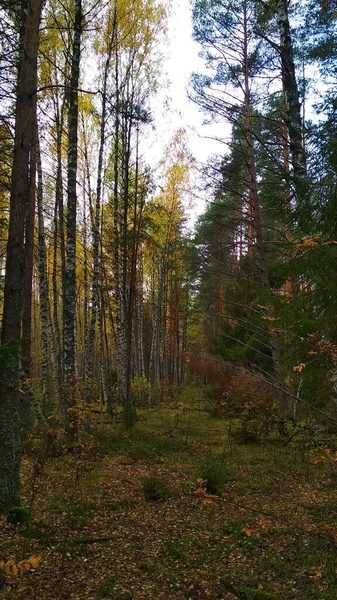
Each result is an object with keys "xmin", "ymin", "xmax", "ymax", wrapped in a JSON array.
[{"xmin": 1, "ymin": 386, "xmax": 337, "ymax": 600}]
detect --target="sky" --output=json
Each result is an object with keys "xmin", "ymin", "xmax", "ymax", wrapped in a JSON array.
[{"xmin": 144, "ymin": 0, "xmax": 225, "ymax": 220}]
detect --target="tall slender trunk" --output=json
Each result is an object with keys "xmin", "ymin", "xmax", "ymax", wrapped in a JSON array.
[
  {"xmin": 281, "ymin": 84, "xmax": 293, "ymax": 298},
  {"xmin": 243, "ymin": 0, "xmax": 288, "ymax": 414},
  {"xmin": 37, "ymin": 131, "xmax": 60, "ymax": 410},
  {"xmin": 137, "ymin": 250, "xmax": 145, "ymax": 378},
  {"xmin": 52, "ymin": 95, "xmax": 66, "ymax": 390},
  {"xmin": 85, "ymin": 16, "xmax": 116, "ymax": 416},
  {"xmin": 0, "ymin": 0, "xmax": 43, "ymax": 510},
  {"xmin": 20, "ymin": 101, "xmax": 37, "ymax": 438},
  {"xmin": 277, "ymin": 0, "xmax": 306, "ymax": 187},
  {"xmin": 62, "ymin": 0, "xmax": 82, "ymax": 435}
]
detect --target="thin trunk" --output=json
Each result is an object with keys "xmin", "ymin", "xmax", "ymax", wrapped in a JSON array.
[
  {"xmin": 62, "ymin": 0, "xmax": 82, "ymax": 435},
  {"xmin": 20, "ymin": 101, "xmax": 37, "ymax": 438},
  {"xmin": 282, "ymin": 84, "xmax": 293, "ymax": 298},
  {"xmin": 85, "ymin": 16, "xmax": 116, "ymax": 413},
  {"xmin": 37, "ymin": 130, "xmax": 59, "ymax": 410},
  {"xmin": 52, "ymin": 94, "xmax": 66, "ymax": 387}
]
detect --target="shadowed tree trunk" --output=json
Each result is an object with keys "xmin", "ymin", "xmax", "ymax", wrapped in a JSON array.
[
  {"xmin": 0, "ymin": 0, "xmax": 43, "ymax": 511},
  {"xmin": 277, "ymin": 0, "xmax": 306, "ymax": 187},
  {"xmin": 62, "ymin": 0, "xmax": 82, "ymax": 436}
]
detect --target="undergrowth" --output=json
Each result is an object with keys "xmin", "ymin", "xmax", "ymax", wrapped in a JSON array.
[{"xmin": 2, "ymin": 385, "xmax": 337, "ymax": 600}]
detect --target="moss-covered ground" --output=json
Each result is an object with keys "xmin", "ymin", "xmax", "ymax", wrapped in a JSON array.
[{"xmin": 1, "ymin": 386, "xmax": 337, "ymax": 599}]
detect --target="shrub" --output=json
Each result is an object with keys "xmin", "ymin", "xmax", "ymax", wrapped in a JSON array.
[
  {"xmin": 141, "ymin": 476, "xmax": 171, "ymax": 501},
  {"xmin": 131, "ymin": 376, "xmax": 149, "ymax": 407},
  {"xmin": 7, "ymin": 506, "xmax": 30, "ymax": 526},
  {"xmin": 235, "ymin": 419, "xmax": 261, "ymax": 444},
  {"xmin": 198, "ymin": 451, "xmax": 230, "ymax": 495}
]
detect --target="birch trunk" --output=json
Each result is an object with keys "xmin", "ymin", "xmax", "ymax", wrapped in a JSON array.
[
  {"xmin": 62, "ymin": 0, "xmax": 82, "ymax": 435},
  {"xmin": 148, "ymin": 261, "xmax": 165, "ymax": 400},
  {"xmin": 52, "ymin": 94, "xmax": 66, "ymax": 389},
  {"xmin": 37, "ymin": 131, "xmax": 60, "ymax": 411},
  {"xmin": 85, "ymin": 17, "xmax": 116, "ymax": 417}
]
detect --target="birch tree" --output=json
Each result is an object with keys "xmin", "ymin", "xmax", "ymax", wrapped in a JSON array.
[{"xmin": 62, "ymin": 0, "xmax": 82, "ymax": 435}]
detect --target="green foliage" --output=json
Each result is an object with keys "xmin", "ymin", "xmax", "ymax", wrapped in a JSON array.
[
  {"xmin": 131, "ymin": 377, "xmax": 149, "ymax": 407},
  {"xmin": 235, "ymin": 420, "xmax": 261, "ymax": 444},
  {"xmin": 22, "ymin": 520, "xmax": 46, "ymax": 540},
  {"xmin": 141, "ymin": 476, "xmax": 171, "ymax": 501},
  {"xmin": 197, "ymin": 451, "xmax": 230, "ymax": 495},
  {"xmin": 7, "ymin": 506, "xmax": 30, "ymax": 526}
]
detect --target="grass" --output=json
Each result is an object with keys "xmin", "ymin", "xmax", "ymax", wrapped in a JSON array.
[{"xmin": 1, "ymin": 386, "xmax": 336, "ymax": 599}]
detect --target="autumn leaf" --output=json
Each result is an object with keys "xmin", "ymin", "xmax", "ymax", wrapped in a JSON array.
[
  {"xmin": 261, "ymin": 316, "xmax": 279, "ymax": 322},
  {"xmin": 293, "ymin": 363, "xmax": 306, "ymax": 372},
  {"xmin": 241, "ymin": 528, "xmax": 260, "ymax": 538},
  {"xmin": 0, "ymin": 555, "xmax": 43, "ymax": 580}
]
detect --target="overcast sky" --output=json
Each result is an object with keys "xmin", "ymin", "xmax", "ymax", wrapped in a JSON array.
[{"xmin": 143, "ymin": 0, "xmax": 225, "ymax": 219}]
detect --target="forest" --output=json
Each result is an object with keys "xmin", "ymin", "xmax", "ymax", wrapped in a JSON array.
[{"xmin": 1, "ymin": 0, "xmax": 337, "ymax": 598}]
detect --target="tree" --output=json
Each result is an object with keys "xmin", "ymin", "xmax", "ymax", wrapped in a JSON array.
[
  {"xmin": 0, "ymin": 0, "xmax": 43, "ymax": 511},
  {"xmin": 62, "ymin": 0, "xmax": 83, "ymax": 436}
]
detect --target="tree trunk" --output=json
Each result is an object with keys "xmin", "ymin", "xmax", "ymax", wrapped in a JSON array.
[
  {"xmin": 37, "ymin": 130, "xmax": 60, "ymax": 411},
  {"xmin": 62, "ymin": 0, "xmax": 82, "ymax": 436},
  {"xmin": 0, "ymin": 0, "xmax": 43, "ymax": 511},
  {"xmin": 85, "ymin": 17, "xmax": 116, "ymax": 419},
  {"xmin": 243, "ymin": 0, "xmax": 289, "ymax": 416},
  {"xmin": 277, "ymin": 0, "xmax": 306, "ymax": 186}
]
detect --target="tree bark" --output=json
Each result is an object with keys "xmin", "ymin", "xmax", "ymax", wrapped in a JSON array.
[
  {"xmin": 277, "ymin": 0, "xmax": 306, "ymax": 186},
  {"xmin": 0, "ymin": 0, "xmax": 43, "ymax": 511},
  {"xmin": 62, "ymin": 0, "xmax": 82, "ymax": 436},
  {"xmin": 37, "ymin": 130, "xmax": 60, "ymax": 411}
]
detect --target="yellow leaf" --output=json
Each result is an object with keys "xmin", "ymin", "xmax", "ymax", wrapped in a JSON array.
[
  {"xmin": 293, "ymin": 363, "xmax": 306, "ymax": 372},
  {"xmin": 242, "ymin": 527, "xmax": 260, "ymax": 538},
  {"xmin": 261, "ymin": 316, "xmax": 279, "ymax": 322},
  {"xmin": 27, "ymin": 554, "xmax": 43, "ymax": 569},
  {"xmin": 314, "ymin": 571, "xmax": 322, "ymax": 579}
]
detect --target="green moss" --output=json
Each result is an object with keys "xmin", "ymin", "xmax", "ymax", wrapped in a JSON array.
[{"xmin": 7, "ymin": 506, "xmax": 30, "ymax": 526}]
